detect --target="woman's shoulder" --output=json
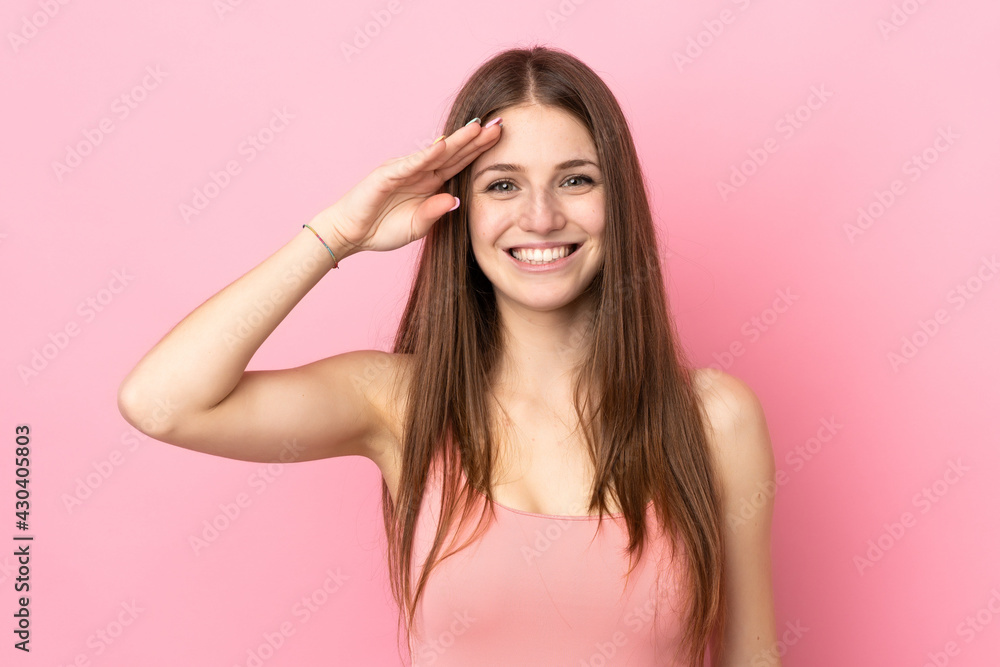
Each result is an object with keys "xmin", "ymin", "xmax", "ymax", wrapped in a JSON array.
[
  {"xmin": 690, "ymin": 367, "xmax": 762, "ymax": 421},
  {"xmin": 347, "ymin": 351, "xmax": 414, "ymax": 465},
  {"xmin": 346, "ymin": 350, "xmax": 414, "ymax": 418},
  {"xmin": 689, "ymin": 367, "xmax": 776, "ymax": 493},
  {"xmin": 311, "ymin": 351, "xmax": 414, "ymax": 485}
]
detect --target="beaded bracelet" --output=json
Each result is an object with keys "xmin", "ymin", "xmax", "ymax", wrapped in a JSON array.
[{"xmin": 302, "ymin": 224, "xmax": 339, "ymax": 269}]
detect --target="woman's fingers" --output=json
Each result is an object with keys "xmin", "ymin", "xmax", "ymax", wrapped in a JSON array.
[
  {"xmin": 420, "ymin": 121, "xmax": 487, "ymax": 168},
  {"xmin": 437, "ymin": 121, "xmax": 502, "ymax": 178},
  {"xmin": 380, "ymin": 119, "xmax": 502, "ymax": 193}
]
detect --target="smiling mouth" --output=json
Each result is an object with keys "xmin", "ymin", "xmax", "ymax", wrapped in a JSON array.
[{"xmin": 506, "ymin": 243, "xmax": 581, "ymax": 264}]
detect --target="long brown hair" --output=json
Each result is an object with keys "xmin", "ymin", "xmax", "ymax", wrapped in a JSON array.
[{"xmin": 383, "ymin": 44, "xmax": 726, "ymax": 666}]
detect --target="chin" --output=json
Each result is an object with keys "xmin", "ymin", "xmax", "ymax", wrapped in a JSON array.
[{"xmin": 502, "ymin": 289, "xmax": 590, "ymax": 311}]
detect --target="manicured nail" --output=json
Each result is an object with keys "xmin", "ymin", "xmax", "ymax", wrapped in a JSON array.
[
  {"xmin": 483, "ymin": 117, "xmax": 502, "ymax": 129},
  {"xmin": 448, "ymin": 196, "xmax": 460, "ymax": 212},
  {"xmin": 432, "ymin": 134, "xmax": 446, "ymax": 145},
  {"xmin": 464, "ymin": 117, "xmax": 481, "ymax": 127}
]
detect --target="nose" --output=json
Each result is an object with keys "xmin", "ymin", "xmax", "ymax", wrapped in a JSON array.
[{"xmin": 518, "ymin": 188, "xmax": 565, "ymax": 235}]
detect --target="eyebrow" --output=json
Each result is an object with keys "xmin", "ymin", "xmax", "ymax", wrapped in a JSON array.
[{"xmin": 471, "ymin": 158, "xmax": 600, "ymax": 183}]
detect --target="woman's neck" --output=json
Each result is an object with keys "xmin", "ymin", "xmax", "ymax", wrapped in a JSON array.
[{"xmin": 493, "ymin": 298, "xmax": 595, "ymax": 400}]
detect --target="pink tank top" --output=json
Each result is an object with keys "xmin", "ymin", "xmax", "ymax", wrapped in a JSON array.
[{"xmin": 406, "ymin": 452, "xmax": 691, "ymax": 666}]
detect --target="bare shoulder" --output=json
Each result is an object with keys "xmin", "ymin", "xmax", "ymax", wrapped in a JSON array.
[
  {"xmin": 348, "ymin": 350, "xmax": 413, "ymax": 474},
  {"xmin": 690, "ymin": 371, "xmax": 781, "ymax": 657},
  {"xmin": 690, "ymin": 368, "xmax": 776, "ymax": 500}
]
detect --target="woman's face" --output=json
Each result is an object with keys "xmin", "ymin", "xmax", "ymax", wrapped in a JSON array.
[{"xmin": 467, "ymin": 104, "xmax": 606, "ymax": 316}]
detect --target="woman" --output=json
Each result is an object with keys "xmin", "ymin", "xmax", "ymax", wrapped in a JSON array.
[{"xmin": 118, "ymin": 46, "xmax": 779, "ymax": 666}]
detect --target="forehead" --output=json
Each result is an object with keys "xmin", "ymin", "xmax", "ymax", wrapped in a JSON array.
[{"xmin": 471, "ymin": 104, "xmax": 598, "ymax": 168}]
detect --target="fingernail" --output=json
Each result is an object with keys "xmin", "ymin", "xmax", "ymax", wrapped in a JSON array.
[
  {"xmin": 448, "ymin": 196, "xmax": 461, "ymax": 212},
  {"xmin": 464, "ymin": 117, "xmax": 481, "ymax": 127},
  {"xmin": 432, "ymin": 134, "xmax": 446, "ymax": 145},
  {"xmin": 483, "ymin": 117, "xmax": 502, "ymax": 129}
]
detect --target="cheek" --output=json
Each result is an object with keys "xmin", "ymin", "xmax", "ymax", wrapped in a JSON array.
[
  {"xmin": 574, "ymin": 207, "xmax": 605, "ymax": 236},
  {"xmin": 468, "ymin": 210, "xmax": 506, "ymax": 246},
  {"xmin": 568, "ymin": 193, "xmax": 604, "ymax": 220}
]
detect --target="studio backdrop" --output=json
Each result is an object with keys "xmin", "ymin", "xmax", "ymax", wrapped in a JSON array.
[{"xmin": 2, "ymin": 0, "xmax": 998, "ymax": 665}]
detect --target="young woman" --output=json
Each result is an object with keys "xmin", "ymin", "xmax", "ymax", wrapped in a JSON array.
[{"xmin": 118, "ymin": 46, "xmax": 779, "ymax": 666}]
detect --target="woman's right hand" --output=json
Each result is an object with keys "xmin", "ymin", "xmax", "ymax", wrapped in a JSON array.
[{"xmin": 311, "ymin": 118, "xmax": 503, "ymax": 258}]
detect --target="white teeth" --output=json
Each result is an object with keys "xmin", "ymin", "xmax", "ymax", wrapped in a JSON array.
[{"xmin": 511, "ymin": 245, "xmax": 574, "ymax": 264}]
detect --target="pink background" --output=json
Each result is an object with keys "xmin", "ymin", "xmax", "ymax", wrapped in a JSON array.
[{"xmin": 3, "ymin": 0, "xmax": 998, "ymax": 665}]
